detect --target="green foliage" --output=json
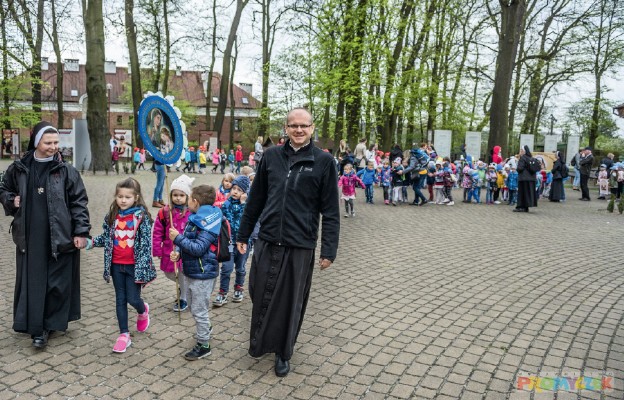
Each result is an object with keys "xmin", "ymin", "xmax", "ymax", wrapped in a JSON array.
[
  {"xmin": 563, "ymin": 98, "xmax": 619, "ymax": 140},
  {"xmin": 607, "ymin": 194, "xmax": 615, "ymax": 212},
  {"xmin": 619, "ymin": 198, "xmax": 624, "ymax": 214}
]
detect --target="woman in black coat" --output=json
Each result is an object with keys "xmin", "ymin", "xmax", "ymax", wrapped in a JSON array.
[
  {"xmin": 514, "ymin": 145, "xmax": 538, "ymax": 212},
  {"xmin": 0, "ymin": 121, "xmax": 91, "ymax": 349},
  {"xmin": 549, "ymin": 151, "xmax": 565, "ymax": 202}
]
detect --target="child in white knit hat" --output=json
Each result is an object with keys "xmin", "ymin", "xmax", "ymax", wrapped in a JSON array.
[{"xmin": 152, "ymin": 174, "xmax": 194, "ymax": 312}]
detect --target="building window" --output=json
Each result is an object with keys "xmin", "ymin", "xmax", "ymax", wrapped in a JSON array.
[
  {"xmin": 117, "ymin": 115, "xmax": 123, "ymax": 125},
  {"xmin": 70, "ymin": 89, "xmax": 78, "ymax": 97},
  {"xmin": 234, "ymin": 119, "xmax": 242, "ymax": 131},
  {"xmin": 241, "ymin": 97, "xmax": 249, "ymax": 105},
  {"xmin": 212, "ymin": 96, "xmax": 219, "ymax": 103}
]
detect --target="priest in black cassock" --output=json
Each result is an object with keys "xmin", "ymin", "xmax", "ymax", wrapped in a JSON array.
[
  {"xmin": 236, "ymin": 107, "xmax": 340, "ymax": 377},
  {"xmin": 0, "ymin": 121, "xmax": 90, "ymax": 348}
]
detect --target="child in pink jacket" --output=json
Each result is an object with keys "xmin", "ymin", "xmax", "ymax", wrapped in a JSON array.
[
  {"xmin": 338, "ymin": 163, "xmax": 364, "ymax": 218},
  {"xmin": 152, "ymin": 175, "xmax": 194, "ymax": 312}
]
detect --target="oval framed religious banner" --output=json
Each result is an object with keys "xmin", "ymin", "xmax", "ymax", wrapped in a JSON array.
[{"xmin": 138, "ymin": 95, "xmax": 183, "ymax": 164}]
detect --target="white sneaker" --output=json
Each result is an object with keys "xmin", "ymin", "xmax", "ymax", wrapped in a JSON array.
[
  {"xmin": 446, "ymin": 201, "xmax": 455, "ymax": 206},
  {"xmin": 344, "ymin": 213, "xmax": 350, "ymax": 218},
  {"xmin": 442, "ymin": 199, "xmax": 450, "ymax": 203}
]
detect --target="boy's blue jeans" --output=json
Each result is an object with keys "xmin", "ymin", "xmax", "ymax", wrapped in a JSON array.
[
  {"xmin": 219, "ymin": 248, "xmax": 249, "ymax": 293},
  {"xmin": 486, "ymin": 186, "xmax": 494, "ymax": 203},
  {"xmin": 508, "ymin": 189, "xmax": 518, "ymax": 204},
  {"xmin": 111, "ymin": 264, "xmax": 145, "ymax": 334},
  {"xmin": 365, "ymin": 184, "xmax": 374, "ymax": 202},
  {"xmin": 468, "ymin": 187, "xmax": 481, "ymax": 203}
]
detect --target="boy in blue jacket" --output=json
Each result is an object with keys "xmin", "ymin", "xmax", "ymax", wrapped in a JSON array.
[
  {"xmin": 357, "ymin": 161, "xmax": 379, "ymax": 203},
  {"xmin": 169, "ymin": 184, "xmax": 222, "ymax": 361}
]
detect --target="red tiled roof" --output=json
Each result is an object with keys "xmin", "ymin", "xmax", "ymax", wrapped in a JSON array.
[{"xmin": 35, "ymin": 63, "xmax": 260, "ymax": 109}]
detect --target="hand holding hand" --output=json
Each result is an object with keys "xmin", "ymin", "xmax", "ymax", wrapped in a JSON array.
[
  {"xmin": 13, "ymin": 195, "xmax": 20, "ymax": 208},
  {"xmin": 169, "ymin": 227, "xmax": 179, "ymax": 241},
  {"xmin": 73, "ymin": 237, "xmax": 87, "ymax": 249},
  {"xmin": 237, "ymin": 242, "xmax": 247, "ymax": 254}
]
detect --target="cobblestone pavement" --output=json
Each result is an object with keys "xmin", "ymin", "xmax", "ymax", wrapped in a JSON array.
[{"xmin": 0, "ymin": 160, "xmax": 623, "ymax": 399}]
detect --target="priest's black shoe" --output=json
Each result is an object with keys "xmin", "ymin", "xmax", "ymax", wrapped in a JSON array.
[
  {"xmin": 32, "ymin": 330, "xmax": 49, "ymax": 349},
  {"xmin": 274, "ymin": 355, "xmax": 290, "ymax": 377}
]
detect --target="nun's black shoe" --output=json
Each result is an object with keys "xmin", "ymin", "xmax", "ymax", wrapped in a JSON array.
[
  {"xmin": 32, "ymin": 330, "xmax": 49, "ymax": 349},
  {"xmin": 275, "ymin": 355, "xmax": 290, "ymax": 377}
]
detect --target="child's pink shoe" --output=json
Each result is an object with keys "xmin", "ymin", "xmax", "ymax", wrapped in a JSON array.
[
  {"xmin": 137, "ymin": 302, "xmax": 150, "ymax": 332},
  {"xmin": 113, "ymin": 333, "xmax": 131, "ymax": 353}
]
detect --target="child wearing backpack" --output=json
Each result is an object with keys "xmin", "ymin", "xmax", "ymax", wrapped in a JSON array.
[
  {"xmin": 357, "ymin": 161, "xmax": 378, "ymax": 204},
  {"xmin": 339, "ymin": 163, "xmax": 365, "ymax": 216},
  {"xmin": 390, "ymin": 158, "xmax": 404, "ymax": 206},
  {"xmin": 214, "ymin": 175, "xmax": 251, "ymax": 307},
  {"xmin": 153, "ymin": 175, "xmax": 194, "ymax": 312},
  {"xmin": 169, "ymin": 185, "xmax": 222, "ymax": 360}
]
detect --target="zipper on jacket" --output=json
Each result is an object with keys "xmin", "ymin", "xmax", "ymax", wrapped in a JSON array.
[
  {"xmin": 199, "ymin": 258, "xmax": 204, "ymax": 273},
  {"xmin": 278, "ymin": 169, "xmax": 292, "ymax": 245}
]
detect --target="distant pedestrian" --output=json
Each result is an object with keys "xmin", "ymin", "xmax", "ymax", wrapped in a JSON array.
[{"xmin": 578, "ymin": 147, "xmax": 594, "ymax": 201}]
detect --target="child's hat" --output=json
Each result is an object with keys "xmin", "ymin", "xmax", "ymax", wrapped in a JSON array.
[
  {"xmin": 600, "ymin": 164, "xmax": 606, "ymax": 168},
  {"xmin": 232, "ymin": 175, "xmax": 250, "ymax": 193},
  {"xmin": 489, "ymin": 163, "xmax": 496, "ymax": 169},
  {"xmin": 394, "ymin": 157, "xmax": 402, "ymax": 164},
  {"xmin": 171, "ymin": 174, "xmax": 195, "ymax": 197},
  {"xmin": 435, "ymin": 160, "xmax": 443, "ymax": 166}
]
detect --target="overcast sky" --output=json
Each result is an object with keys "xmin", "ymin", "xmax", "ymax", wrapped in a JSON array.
[{"xmin": 40, "ymin": 2, "xmax": 624, "ymax": 134}]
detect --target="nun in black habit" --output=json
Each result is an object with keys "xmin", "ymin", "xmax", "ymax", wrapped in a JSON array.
[
  {"xmin": 514, "ymin": 145, "xmax": 538, "ymax": 212},
  {"xmin": 549, "ymin": 151, "xmax": 566, "ymax": 202},
  {"xmin": 0, "ymin": 121, "xmax": 90, "ymax": 348}
]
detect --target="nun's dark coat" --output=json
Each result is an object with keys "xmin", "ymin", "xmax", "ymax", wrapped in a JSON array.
[
  {"xmin": 0, "ymin": 150, "xmax": 90, "ymax": 336},
  {"xmin": 516, "ymin": 146, "xmax": 538, "ymax": 209}
]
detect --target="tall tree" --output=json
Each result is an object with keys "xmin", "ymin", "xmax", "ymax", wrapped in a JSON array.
[
  {"xmin": 48, "ymin": 0, "xmax": 64, "ymax": 128},
  {"xmin": 518, "ymin": 0, "xmax": 594, "ymax": 137},
  {"xmin": 213, "ymin": 0, "xmax": 249, "ymax": 146},
  {"xmin": 584, "ymin": 0, "xmax": 624, "ymax": 148},
  {"xmin": 204, "ymin": 0, "xmax": 219, "ymax": 131},
  {"xmin": 125, "ymin": 0, "xmax": 143, "ymax": 149},
  {"xmin": 0, "ymin": 0, "xmax": 11, "ymax": 129},
  {"xmin": 7, "ymin": 0, "xmax": 45, "ymax": 118},
  {"xmin": 82, "ymin": 0, "xmax": 110, "ymax": 172},
  {"xmin": 487, "ymin": 0, "xmax": 526, "ymax": 157},
  {"xmin": 229, "ymin": 38, "xmax": 239, "ymax": 148},
  {"xmin": 161, "ymin": 0, "xmax": 171, "ymax": 96},
  {"xmin": 255, "ymin": 0, "xmax": 289, "ymax": 139}
]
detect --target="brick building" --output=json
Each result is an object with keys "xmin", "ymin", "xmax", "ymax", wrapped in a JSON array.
[{"xmin": 18, "ymin": 58, "xmax": 261, "ymax": 148}]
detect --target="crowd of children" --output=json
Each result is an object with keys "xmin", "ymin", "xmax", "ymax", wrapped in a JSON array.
[
  {"xmin": 86, "ymin": 165, "xmax": 258, "ymax": 360},
  {"xmin": 336, "ymin": 150, "xmax": 580, "ymax": 212}
]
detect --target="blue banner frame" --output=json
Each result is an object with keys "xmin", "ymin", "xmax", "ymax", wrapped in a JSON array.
[{"xmin": 138, "ymin": 96, "xmax": 183, "ymax": 164}]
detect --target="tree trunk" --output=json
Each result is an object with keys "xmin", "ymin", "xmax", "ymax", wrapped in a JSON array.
[
  {"xmin": 380, "ymin": 0, "xmax": 415, "ymax": 148},
  {"xmin": 125, "ymin": 0, "xmax": 143, "ymax": 150},
  {"xmin": 213, "ymin": 0, "xmax": 249, "ymax": 144},
  {"xmin": 0, "ymin": 0, "xmax": 10, "ymax": 129},
  {"xmin": 488, "ymin": 0, "xmax": 526, "ymax": 158},
  {"xmin": 229, "ymin": 39, "xmax": 238, "ymax": 149},
  {"xmin": 50, "ymin": 0, "xmax": 64, "ymax": 129},
  {"xmin": 7, "ymin": 0, "xmax": 45, "ymax": 118},
  {"xmin": 204, "ymin": 0, "xmax": 218, "ymax": 133},
  {"xmin": 82, "ymin": 0, "xmax": 110, "ymax": 173},
  {"xmin": 161, "ymin": 0, "xmax": 170, "ymax": 96},
  {"xmin": 345, "ymin": 0, "xmax": 369, "ymax": 142}
]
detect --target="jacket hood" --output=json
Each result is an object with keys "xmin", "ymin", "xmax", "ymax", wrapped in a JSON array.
[
  {"xmin": 189, "ymin": 205, "xmax": 222, "ymax": 235},
  {"xmin": 493, "ymin": 145, "xmax": 501, "ymax": 154}
]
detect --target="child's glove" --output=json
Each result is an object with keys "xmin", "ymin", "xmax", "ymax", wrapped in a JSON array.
[{"xmin": 85, "ymin": 237, "xmax": 93, "ymax": 250}]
